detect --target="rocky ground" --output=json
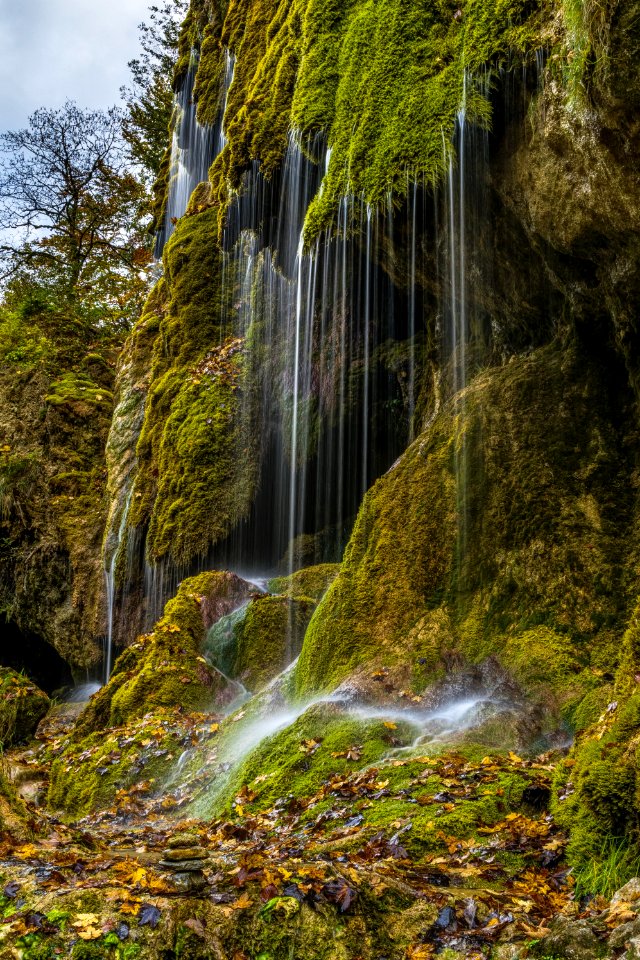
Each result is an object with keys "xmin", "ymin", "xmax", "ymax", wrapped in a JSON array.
[{"xmin": 0, "ymin": 691, "xmax": 631, "ymax": 960}]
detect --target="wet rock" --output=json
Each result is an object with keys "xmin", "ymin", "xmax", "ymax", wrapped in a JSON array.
[
  {"xmin": 158, "ymin": 858, "xmax": 208, "ymax": 872},
  {"xmin": 169, "ymin": 871, "xmax": 208, "ymax": 894},
  {"xmin": 158, "ymin": 835, "xmax": 209, "ymax": 893},
  {"xmin": 534, "ymin": 916, "xmax": 601, "ymax": 960},
  {"xmin": 492, "ymin": 947, "xmax": 522, "ymax": 960},
  {"xmin": 0, "ymin": 669, "xmax": 50, "ymax": 746},
  {"xmin": 162, "ymin": 846, "xmax": 207, "ymax": 861},
  {"xmin": 167, "ymin": 831, "xmax": 201, "ymax": 848},
  {"xmin": 613, "ymin": 879, "xmax": 640, "ymax": 904},
  {"xmin": 610, "ymin": 920, "xmax": 640, "ymax": 953}
]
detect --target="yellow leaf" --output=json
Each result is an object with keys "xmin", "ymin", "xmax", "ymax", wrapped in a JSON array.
[
  {"xmin": 231, "ymin": 893, "xmax": 252, "ymax": 910},
  {"xmin": 73, "ymin": 914, "xmax": 100, "ymax": 926},
  {"xmin": 383, "ymin": 721, "xmax": 397, "ymax": 730}
]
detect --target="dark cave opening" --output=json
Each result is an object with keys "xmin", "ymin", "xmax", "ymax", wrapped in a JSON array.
[{"xmin": 0, "ymin": 616, "xmax": 73, "ymax": 695}]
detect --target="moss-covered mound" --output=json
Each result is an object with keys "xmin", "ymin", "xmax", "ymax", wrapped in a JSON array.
[
  {"xmin": 75, "ymin": 571, "xmax": 252, "ymax": 736},
  {"xmin": 0, "ymin": 669, "xmax": 50, "ymax": 746},
  {"xmin": 205, "ymin": 701, "xmax": 417, "ymax": 816},
  {"xmin": 206, "ymin": 594, "xmax": 316, "ymax": 692},
  {"xmin": 47, "ymin": 707, "xmax": 220, "ymax": 818},
  {"xmin": 268, "ymin": 564, "xmax": 341, "ymax": 602},
  {"xmin": 295, "ymin": 344, "xmax": 631, "ymax": 718}
]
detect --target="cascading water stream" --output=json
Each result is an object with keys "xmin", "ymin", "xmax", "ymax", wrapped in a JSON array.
[
  {"xmin": 103, "ymin": 488, "xmax": 134, "ymax": 682},
  {"xmin": 156, "ymin": 49, "xmax": 235, "ymax": 255}
]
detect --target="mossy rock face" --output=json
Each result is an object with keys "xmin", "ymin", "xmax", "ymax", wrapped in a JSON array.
[
  {"xmin": 268, "ymin": 564, "xmax": 341, "ymax": 603},
  {"xmin": 0, "ymin": 668, "xmax": 50, "ymax": 746},
  {"xmin": 294, "ymin": 344, "xmax": 631, "ymax": 709},
  {"xmin": 206, "ymin": 594, "xmax": 316, "ymax": 692},
  {"xmin": 129, "ymin": 210, "xmax": 263, "ymax": 568},
  {"xmin": 75, "ymin": 572, "xmax": 253, "ymax": 736},
  {"xmin": 200, "ymin": 0, "xmax": 545, "ymax": 239},
  {"xmin": 0, "ymin": 297, "xmax": 120, "ymax": 669}
]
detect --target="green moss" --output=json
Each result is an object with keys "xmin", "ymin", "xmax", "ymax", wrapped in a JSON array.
[
  {"xmin": 552, "ymin": 600, "xmax": 640, "ymax": 868},
  {"xmin": 45, "ymin": 373, "xmax": 113, "ymax": 409},
  {"xmin": 194, "ymin": 0, "xmax": 545, "ymax": 239},
  {"xmin": 193, "ymin": 23, "xmax": 226, "ymax": 126},
  {"xmin": 130, "ymin": 210, "xmax": 262, "ymax": 567},
  {"xmin": 206, "ymin": 595, "xmax": 316, "ymax": 691},
  {"xmin": 268, "ymin": 564, "xmax": 341, "ymax": 602},
  {"xmin": 47, "ymin": 707, "xmax": 202, "ymax": 817},
  {"xmin": 0, "ymin": 668, "xmax": 50, "ymax": 746},
  {"xmin": 211, "ymin": 702, "xmax": 417, "ymax": 814},
  {"xmin": 294, "ymin": 411, "xmax": 457, "ymax": 696}
]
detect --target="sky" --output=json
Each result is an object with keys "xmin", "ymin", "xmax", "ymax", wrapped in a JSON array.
[{"xmin": 0, "ymin": 0, "xmax": 153, "ymax": 131}]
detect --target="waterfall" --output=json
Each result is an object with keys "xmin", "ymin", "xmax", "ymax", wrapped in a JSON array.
[
  {"xmin": 216, "ymin": 50, "xmax": 235, "ymax": 155},
  {"xmin": 204, "ymin": 131, "xmax": 419, "ymax": 584},
  {"xmin": 156, "ymin": 49, "xmax": 235, "ymax": 255},
  {"xmin": 139, "ymin": 70, "xmax": 501, "ymax": 633},
  {"xmin": 103, "ymin": 488, "xmax": 133, "ymax": 682},
  {"xmin": 440, "ymin": 70, "xmax": 492, "ymax": 588}
]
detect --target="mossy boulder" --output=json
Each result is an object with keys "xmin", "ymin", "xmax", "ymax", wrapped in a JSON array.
[
  {"xmin": 206, "ymin": 594, "xmax": 316, "ymax": 692},
  {"xmin": 0, "ymin": 668, "xmax": 50, "ymax": 746},
  {"xmin": 268, "ymin": 564, "xmax": 341, "ymax": 603},
  {"xmin": 295, "ymin": 345, "xmax": 631, "ymax": 717},
  {"xmin": 75, "ymin": 571, "xmax": 253, "ymax": 736}
]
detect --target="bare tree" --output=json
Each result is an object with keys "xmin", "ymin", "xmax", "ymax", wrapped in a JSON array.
[{"xmin": 0, "ymin": 102, "xmax": 150, "ymax": 327}]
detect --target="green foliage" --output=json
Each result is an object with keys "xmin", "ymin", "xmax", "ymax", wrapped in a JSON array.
[
  {"xmin": 0, "ymin": 104, "xmax": 151, "ymax": 331},
  {"xmin": 122, "ymin": 0, "xmax": 188, "ymax": 181},
  {"xmin": 573, "ymin": 839, "xmax": 640, "ymax": 900}
]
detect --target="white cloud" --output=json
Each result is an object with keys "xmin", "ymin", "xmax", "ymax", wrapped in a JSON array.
[{"xmin": 0, "ymin": 0, "xmax": 152, "ymax": 129}]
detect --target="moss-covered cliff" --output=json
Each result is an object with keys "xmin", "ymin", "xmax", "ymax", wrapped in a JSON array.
[{"xmin": 0, "ymin": 291, "xmax": 122, "ymax": 672}]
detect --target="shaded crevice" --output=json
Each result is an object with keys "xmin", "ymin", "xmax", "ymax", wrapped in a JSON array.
[{"xmin": 0, "ymin": 616, "xmax": 73, "ymax": 695}]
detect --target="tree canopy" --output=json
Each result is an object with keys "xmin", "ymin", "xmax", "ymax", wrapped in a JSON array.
[
  {"xmin": 0, "ymin": 102, "xmax": 150, "ymax": 330},
  {"xmin": 121, "ymin": 1, "xmax": 188, "ymax": 183}
]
